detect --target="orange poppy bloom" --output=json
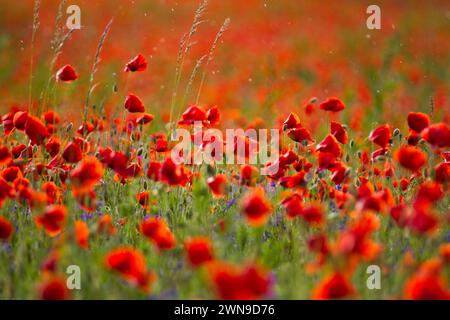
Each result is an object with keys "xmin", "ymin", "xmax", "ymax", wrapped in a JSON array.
[
  {"xmin": 241, "ymin": 188, "xmax": 272, "ymax": 227},
  {"xmin": 35, "ymin": 205, "xmax": 67, "ymax": 237},
  {"xmin": 0, "ymin": 216, "xmax": 13, "ymax": 241},
  {"xmin": 184, "ymin": 236, "xmax": 214, "ymax": 267},
  {"xmin": 105, "ymin": 247, "xmax": 156, "ymax": 291},
  {"xmin": 70, "ymin": 156, "xmax": 104, "ymax": 192},
  {"xmin": 207, "ymin": 262, "xmax": 272, "ymax": 300},
  {"xmin": 75, "ymin": 220, "xmax": 89, "ymax": 249},
  {"xmin": 207, "ymin": 174, "xmax": 228, "ymax": 197},
  {"xmin": 97, "ymin": 214, "xmax": 117, "ymax": 236},
  {"xmin": 38, "ymin": 275, "xmax": 70, "ymax": 300},
  {"xmin": 0, "ymin": 146, "xmax": 12, "ymax": 165},
  {"xmin": 395, "ymin": 146, "xmax": 427, "ymax": 172},
  {"xmin": 404, "ymin": 260, "xmax": 449, "ymax": 300},
  {"xmin": 312, "ymin": 272, "xmax": 355, "ymax": 300},
  {"xmin": 140, "ymin": 217, "xmax": 176, "ymax": 251}
]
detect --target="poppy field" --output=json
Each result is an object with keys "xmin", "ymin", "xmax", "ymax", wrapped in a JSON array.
[{"xmin": 0, "ymin": 0, "xmax": 449, "ymax": 300}]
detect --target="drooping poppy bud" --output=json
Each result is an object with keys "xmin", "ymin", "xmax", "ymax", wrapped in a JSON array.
[
  {"xmin": 124, "ymin": 94, "xmax": 145, "ymax": 113},
  {"xmin": 56, "ymin": 64, "xmax": 78, "ymax": 82},
  {"xmin": 124, "ymin": 54, "xmax": 147, "ymax": 72},
  {"xmin": 319, "ymin": 97, "xmax": 345, "ymax": 112}
]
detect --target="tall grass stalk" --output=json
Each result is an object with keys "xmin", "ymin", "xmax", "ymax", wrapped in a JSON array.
[
  {"xmin": 40, "ymin": 0, "xmax": 74, "ymax": 113},
  {"xmin": 84, "ymin": 19, "xmax": 113, "ymax": 125},
  {"xmin": 168, "ymin": 0, "xmax": 208, "ymax": 134},
  {"xmin": 196, "ymin": 18, "xmax": 230, "ymax": 104},
  {"xmin": 29, "ymin": 0, "xmax": 41, "ymax": 114},
  {"xmin": 180, "ymin": 54, "xmax": 207, "ymax": 117}
]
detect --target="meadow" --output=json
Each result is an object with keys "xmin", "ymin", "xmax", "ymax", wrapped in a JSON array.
[{"xmin": 0, "ymin": 0, "xmax": 449, "ymax": 299}]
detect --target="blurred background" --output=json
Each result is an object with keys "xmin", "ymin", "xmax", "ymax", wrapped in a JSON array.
[{"xmin": 0, "ymin": 0, "xmax": 448, "ymax": 136}]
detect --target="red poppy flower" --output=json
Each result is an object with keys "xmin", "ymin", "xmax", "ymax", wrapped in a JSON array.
[
  {"xmin": 395, "ymin": 146, "xmax": 427, "ymax": 172},
  {"xmin": 282, "ymin": 112, "xmax": 301, "ymax": 130},
  {"xmin": 330, "ymin": 121, "xmax": 348, "ymax": 144},
  {"xmin": 421, "ymin": 123, "xmax": 450, "ymax": 148},
  {"xmin": 56, "ymin": 64, "xmax": 78, "ymax": 82},
  {"xmin": 160, "ymin": 157, "xmax": 189, "ymax": 186},
  {"xmin": 136, "ymin": 113, "xmax": 154, "ymax": 125},
  {"xmin": 240, "ymin": 165, "xmax": 258, "ymax": 186},
  {"xmin": 1, "ymin": 166, "xmax": 21, "ymax": 182},
  {"xmin": 281, "ymin": 193, "xmax": 303, "ymax": 218},
  {"xmin": 207, "ymin": 174, "xmax": 228, "ymax": 197},
  {"xmin": 0, "ymin": 216, "xmax": 13, "ymax": 241},
  {"xmin": 137, "ymin": 191, "xmax": 150, "ymax": 209},
  {"xmin": 300, "ymin": 204, "xmax": 324, "ymax": 225},
  {"xmin": 124, "ymin": 54, "xmax": 147, "ymax": 72},
  {"xmin": 124, "ymin": 94, "xmax": 145, "ymax": 113},
  {"xmin": 25, "ymin": 115, "xmax": 49, "ymax": 145},
  {"xmin": 208, "ymin": 262, "xmax": 272, "ymax": 299},
  {"xmin": 38, "ymin": 276, "xmax": 70, "ymax": 300},
  {"xmin": 330, "ymin": 163, "xmax": 347, "ymax": 185},
  {"xmin": 407, "ymin": 112, "xmax": 430, "ymax": 133},
  {"xmin": 77, "ymin": 122, "xmax": 95, "ymax": 135},
  {"xmin": 42, "ymin": 181, "xmax": 59, "ymax": 204},
  {"xmin": 2, "ymin": 112, "xmax": 15, "ymax": 135},
  {"xmin": 407, "ymin": 205, "xmax": 438, "ymax": 235},
  {"xmin": 318, "ymin": 151, "xmax": 336, "ymax": 170},
  {"xmin": 206, "ymin": 106, "xmax": 220, "ymax": 125},
  {"xmin": 140, "ymin": 217, "xmax": 176, "ymax": 251},
  {"xmin": 0, "ymin": 146, "xmax": 12, "ymax": 166},
  {"xmin": 241, "ymin": 189, "xmax": 272, "ymax": 227},
  {"xmin": 13, "ymin": 111, "xmax": 28, "ymax": 131},
  {"xmin": 35, "ymin": 205, "xmax": 67, "ymax": 237},
  {"xmin": 312, "ymin": 272, "xmax": 355, "ymax": 300},
  {"xmin": 70, "ymin": 156, "xmax": 104, "ymax": 192},
  {"xmin": 415, "ymin": 182, "xmax": 443, "ymax": 203},
  {"xmin": 178, "ymin": 105, "xmax": 206, "ymax": 125},
  {"xmin": 307, "ymin": 234, "xmax": 329, "ymax": 255},
  {"xmin": 45, "ymin": 136, "xmax": 60, "ymax": 157},
  {"xmin": 42, "ymin": 110, "xmax": 60, "ymax": 125},
  {"xmin": 105, "ymin": 247, "xmax": 156, "ymax": 291},
  {"xmin": 319, "ymin": 97, "xmax": 345, "ymax": 112},
  {"xmin": 371, "ymin": 147, "xmax": 387, "ymax": 161},
  {"xmin": 435, "ymin": 162, "xmax": 450, "ymax": 183},
  {"xmin": 287, "ymin": 127, "xmax": 314, "ymax": 144},
  {"xmin": 316, "ymin": 134, "xmax": 341, "ymax": 157},
  {"xmin": 75, "ymin": 220, "xmax": 89, "ymax": 250},
  {"xmin": 62, "ymin": 142, "xmax": 83, "ymax": 163},
  {"xmin": 404, "ymin": 261, "xmax": 449, "ymax": 300},
  {"xmin": 146, "ymin": 161, "xmax": 161, "ymax": 181},
  {"xmin": 185, "ymin": 236, "xmax": 214, "ymax": 267},
  {"xmin": 97, "ymin": 214, "xmax": 117, "ymax": 236},
  {"xmin": 368, "ymin": 124, "xmax": 391, "ymax": 148}
]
